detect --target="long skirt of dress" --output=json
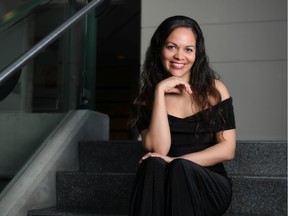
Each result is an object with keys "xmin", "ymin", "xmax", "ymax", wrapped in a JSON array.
[{"xmin": 129, "ymin": 157, "xmax": 232, "ymax": 216}]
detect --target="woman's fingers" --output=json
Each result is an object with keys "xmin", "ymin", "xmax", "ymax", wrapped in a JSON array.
[
  {"xmin": 139, "ymin": 152, "xmax": 152, "ymax": 163},
  {"xmin": 181, "ymin": 83, "xmax": 192, "ymax": 94},
  {"xmin": 139, "ymin": 152, "xmax": 174, "ymax": 163},
  {"xmin": 159, "ymin": 77, "xmax": 192, "ymax": 95}
]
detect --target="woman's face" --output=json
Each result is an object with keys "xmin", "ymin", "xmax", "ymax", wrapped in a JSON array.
[{"xmin": 161, "ymin": 27, "xmax": 196, "ymax": 82}]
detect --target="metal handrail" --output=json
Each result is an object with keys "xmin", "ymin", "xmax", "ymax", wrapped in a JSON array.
[{"xmin": 0, "ymin": 0, "xmax": 107, "ymax": 84}]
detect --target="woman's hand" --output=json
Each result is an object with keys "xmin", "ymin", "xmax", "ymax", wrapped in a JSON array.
[
  {"xmin": 139, "ymin": 152, "xmax": 175, "ymax": 163},
  {"xmin": 156, "ymin": 76, "xmax": 192, "ymax": 95},
  {"xmin": 141, "ymin": 77, "xmax": 191, "ymax": 155}
]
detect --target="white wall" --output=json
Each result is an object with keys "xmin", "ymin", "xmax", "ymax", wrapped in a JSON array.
[{"xmin": 141, "ymin": 0, "xmax": 287, "ymax": 140}]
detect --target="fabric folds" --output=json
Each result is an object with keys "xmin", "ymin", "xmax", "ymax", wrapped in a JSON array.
[{"xmin": 129, "ymin": 97, "xmax": 236, "ymax": 215}]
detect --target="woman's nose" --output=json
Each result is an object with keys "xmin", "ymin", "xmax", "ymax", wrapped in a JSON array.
[{"xmin": 174, "ymin": 50, "xmax": 184, "ymax": 60}]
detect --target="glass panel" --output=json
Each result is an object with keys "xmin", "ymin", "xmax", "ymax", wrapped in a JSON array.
[
  {"xmin": 0, "ymin": 0, "xmax": 47, "ymax": 29},
  {"xmin": 0, "ymin": 0, "xmax": 91, "ymax": 198}
]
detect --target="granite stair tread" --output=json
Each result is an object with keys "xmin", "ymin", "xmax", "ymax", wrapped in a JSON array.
[
  {"xmin": 79, "ymin": 141, "xmax": 146, "ymax": 173},
  {"xmin": 28, "ymin": 140, "xmax": 287, "ymax": 216},
  {"xmin": 27, "ymin": 207, "xmax": 126, "ymax": 216},
  {"xmin": 80, "ymin": 140, "xmax": 287, "ymax": 176},
  {"xmin": 227, "ymin": 176, "xmax": 286, "ymax": 215},
  {"xmin": 56, "ymin": 172, "xmax": 135, "ymax": 211},
  {"xmin": 54, "ymin": 172, "xmax": 286, "ymax": 215},
  {"xmin": 27, "ymin": 206, "xmax": 260, "ymax": 216},
  {"xmin": 224, "ymin": 140, "xmax": 287, "ymax": 176}
]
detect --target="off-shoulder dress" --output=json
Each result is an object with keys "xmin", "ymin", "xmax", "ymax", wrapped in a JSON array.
[{"xmin": 129, "ymin": 97, "xmax": 236, "ymax": 216}]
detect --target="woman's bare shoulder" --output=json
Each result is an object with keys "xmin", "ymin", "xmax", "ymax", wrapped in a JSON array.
[{"xmin": 214, "ymin": 79, "xmax": 230, "ymax": 101}]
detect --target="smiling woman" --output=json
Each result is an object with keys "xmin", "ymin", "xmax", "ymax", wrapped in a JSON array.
[
  {"xmin": 129, "ymin": 15, "xmax": 236, "ymax": 216},
  {"xmin": 161, "ymin": 27, "xmax": 196, "ymax": 81}
]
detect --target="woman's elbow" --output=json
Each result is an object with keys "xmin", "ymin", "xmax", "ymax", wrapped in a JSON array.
[
  {"xmin": 142, "ymin": 139, "xmax": 168, "ymax": 154},
  {"xmin": 142, "ymin": 133, "xmax": 170, "ymax": 154},
  {"xmin": 225, "ymin": 147, "xmax": 236, "ymax": 161},
  {"xmin": 226, "ymin": 152, "xmax": 235, "ymax": 161}
]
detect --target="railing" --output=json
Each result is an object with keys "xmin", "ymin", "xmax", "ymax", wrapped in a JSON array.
[
  {"xmin": 0, "ymin": 0, "xmax": 109, "ymax": 101},
  {"xmin": 0, "ymin": 0, "xmax": 111, "ymax": 199}
]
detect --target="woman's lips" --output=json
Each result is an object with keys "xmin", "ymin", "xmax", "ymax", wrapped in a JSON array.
[{"xmin": 171, "ymin": 62, "xmax": 185, "ymax": 69}]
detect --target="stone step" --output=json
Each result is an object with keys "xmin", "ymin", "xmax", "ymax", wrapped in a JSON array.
[
  {"xmin": 27, "ymin": 207, "xmax": 126, "ymax": 216},
  {"xmin": 28, "ymin": 140, "xmax": 286, "ymax": 216},
  {"xmin": 80, "ymin": 140, "xmax": 287, "ymax": 177},
  {"xmin": 54, "ymin": 171, "xmax": 286, "ymax": 215},
  {"xmin": 79, "ymin": 141, "xmax": 146, "ymax": 173},
  {"xmin": 227, "ymin": 176, "xmax": 286, "ymax": 215},
  {"xmin": 27, "ymin": 207, "xmax": 257, "ymax": 216},
  {"xmin": 56, "ymin": 172, "xmax": 135, "ymax": 213},
  {"xmin": 224, "ymin": 140, "xmax": 287, "ymax": 177}
]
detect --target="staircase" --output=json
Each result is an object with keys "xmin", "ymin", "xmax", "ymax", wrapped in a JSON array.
[{"xmin": 27, "ymin": 140, "xmax": 287, "ymax": 216}]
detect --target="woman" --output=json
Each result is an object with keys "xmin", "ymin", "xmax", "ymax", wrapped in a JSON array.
[{"xmin": 129, "ymin": 15, "xmax": 236, "ymax": 216}]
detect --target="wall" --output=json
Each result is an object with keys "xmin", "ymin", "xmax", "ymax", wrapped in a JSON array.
[
  {"xmin": 0, "ymin": 113, "xmax": 65, "ymax": 178},
  {"xmin": 141, "ymin": 0, "xmax": 287, "ymax": 140},
  {"xmin": 0, "ymin": 110, "xmax": 110, "ymax": 216}
]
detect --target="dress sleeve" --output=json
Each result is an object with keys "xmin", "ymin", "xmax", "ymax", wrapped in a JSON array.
[{"xmin": 215, "ymin": 97, "xmax": 236, "ymax": 131}]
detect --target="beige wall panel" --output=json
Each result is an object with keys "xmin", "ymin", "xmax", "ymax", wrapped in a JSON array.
[
  {"xmin": 212, "ymin": 60, "xmax": 287, "ymax": 140},
  {"xmin": 140, "ymin": 27, "xmax": 155, "ymax": 64},
  {"xmin": 142, "ymin": 0, "xmax": 286, "ymax": 26},
  {"xmin": 202, "ymin": 21, "xmax": 286, "ymax": 62}
]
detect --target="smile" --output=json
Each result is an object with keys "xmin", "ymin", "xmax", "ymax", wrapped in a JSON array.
[{"xmin": 171, "ymin": 62, "xmax": 185, "ymax": 69}]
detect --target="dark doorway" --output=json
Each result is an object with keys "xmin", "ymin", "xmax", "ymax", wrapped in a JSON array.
[{"xmin": 95, "ymin": 0, "xmax": 140, "ymax": 140}]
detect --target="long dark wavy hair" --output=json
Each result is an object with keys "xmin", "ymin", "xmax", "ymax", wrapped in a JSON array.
[{"xmin": 131, "ymin": 15, "xmax": 222, "ymax": 126}]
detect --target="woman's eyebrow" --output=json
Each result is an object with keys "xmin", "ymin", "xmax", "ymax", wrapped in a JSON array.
[{"xmin": 166, "ymin": 41, "xmax": 195, "ymax": 48}]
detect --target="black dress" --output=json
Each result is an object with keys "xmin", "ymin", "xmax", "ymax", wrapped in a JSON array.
[{"xmin": 129, "ymin": 97, "xmax": 236, "ymax": 216}]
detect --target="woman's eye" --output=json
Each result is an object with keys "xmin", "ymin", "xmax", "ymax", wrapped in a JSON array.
[
  {"xmin": 186, "ymin": 48, "xmax": 194, "ymax": 52},
  {"xmin": 167, "ymin": 45, "xmax": 175, "ymax": 49}
]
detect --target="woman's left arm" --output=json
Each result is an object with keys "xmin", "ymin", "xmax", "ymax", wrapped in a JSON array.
[
  {"xmin": 180, "ymin": 128, "xmax": 236, "ymax": 166},
  {"xmin": 180, "ymin": 80, "xmax": 236, "ymax": 166},
  {"xmin": 146, "ymin": 80, "xmax": 236, "ymax": 165},
  {"xmin": 145, "ymin": 129, "xmax": 236, "ymax": 166}
]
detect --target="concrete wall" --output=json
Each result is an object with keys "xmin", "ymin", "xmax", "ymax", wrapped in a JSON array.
[
  {"xmin": 0, "ymin": 113, "xmax": 65, "ymax": 177},
  {"xmin": 141, "ymin": 0, "xmax": 287, "ymax": 140},
  {"xmin": 0, "ymin": 110, "xmax": 109, "ymax": 216}
]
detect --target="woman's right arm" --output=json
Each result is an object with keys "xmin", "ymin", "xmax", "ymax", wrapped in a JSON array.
[
  {"xmin": 140, "ymin": 77, "xmax": 192, "ymax": 155},
  {"xmin": 141, "ymin": 84, "xmax": 171, "ymax": 155}
]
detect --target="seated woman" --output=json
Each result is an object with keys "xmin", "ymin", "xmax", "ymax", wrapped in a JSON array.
[{"xmin": 129, "ymin": 15, "xmax": 236, "ymax": 216}]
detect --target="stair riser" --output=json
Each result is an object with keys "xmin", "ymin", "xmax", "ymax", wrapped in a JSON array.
[
  {"xmin": 28, "ymin": 140, "xmax": 287, "ymax": 215},
  {"xmin": 57, "ymin": 172, "xmax": 135, "ymax": 212},
  {"xmin": 80, "ymin": 141, "xmax": 287, "ymax": 177},
  {"xmin": 228, "ymin": 177, "xmax": 287, "ymax": 215},
  {"xmin": 56, "ymin": 172, "xmax": 286, "ymax": 215},
  {"xmin": 79, "ymin": 141, "xmax": 146, "ymax": 173},
  {"xmin": 224, "ymin": 141, "xmax": 287, "ymax": 176}
]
